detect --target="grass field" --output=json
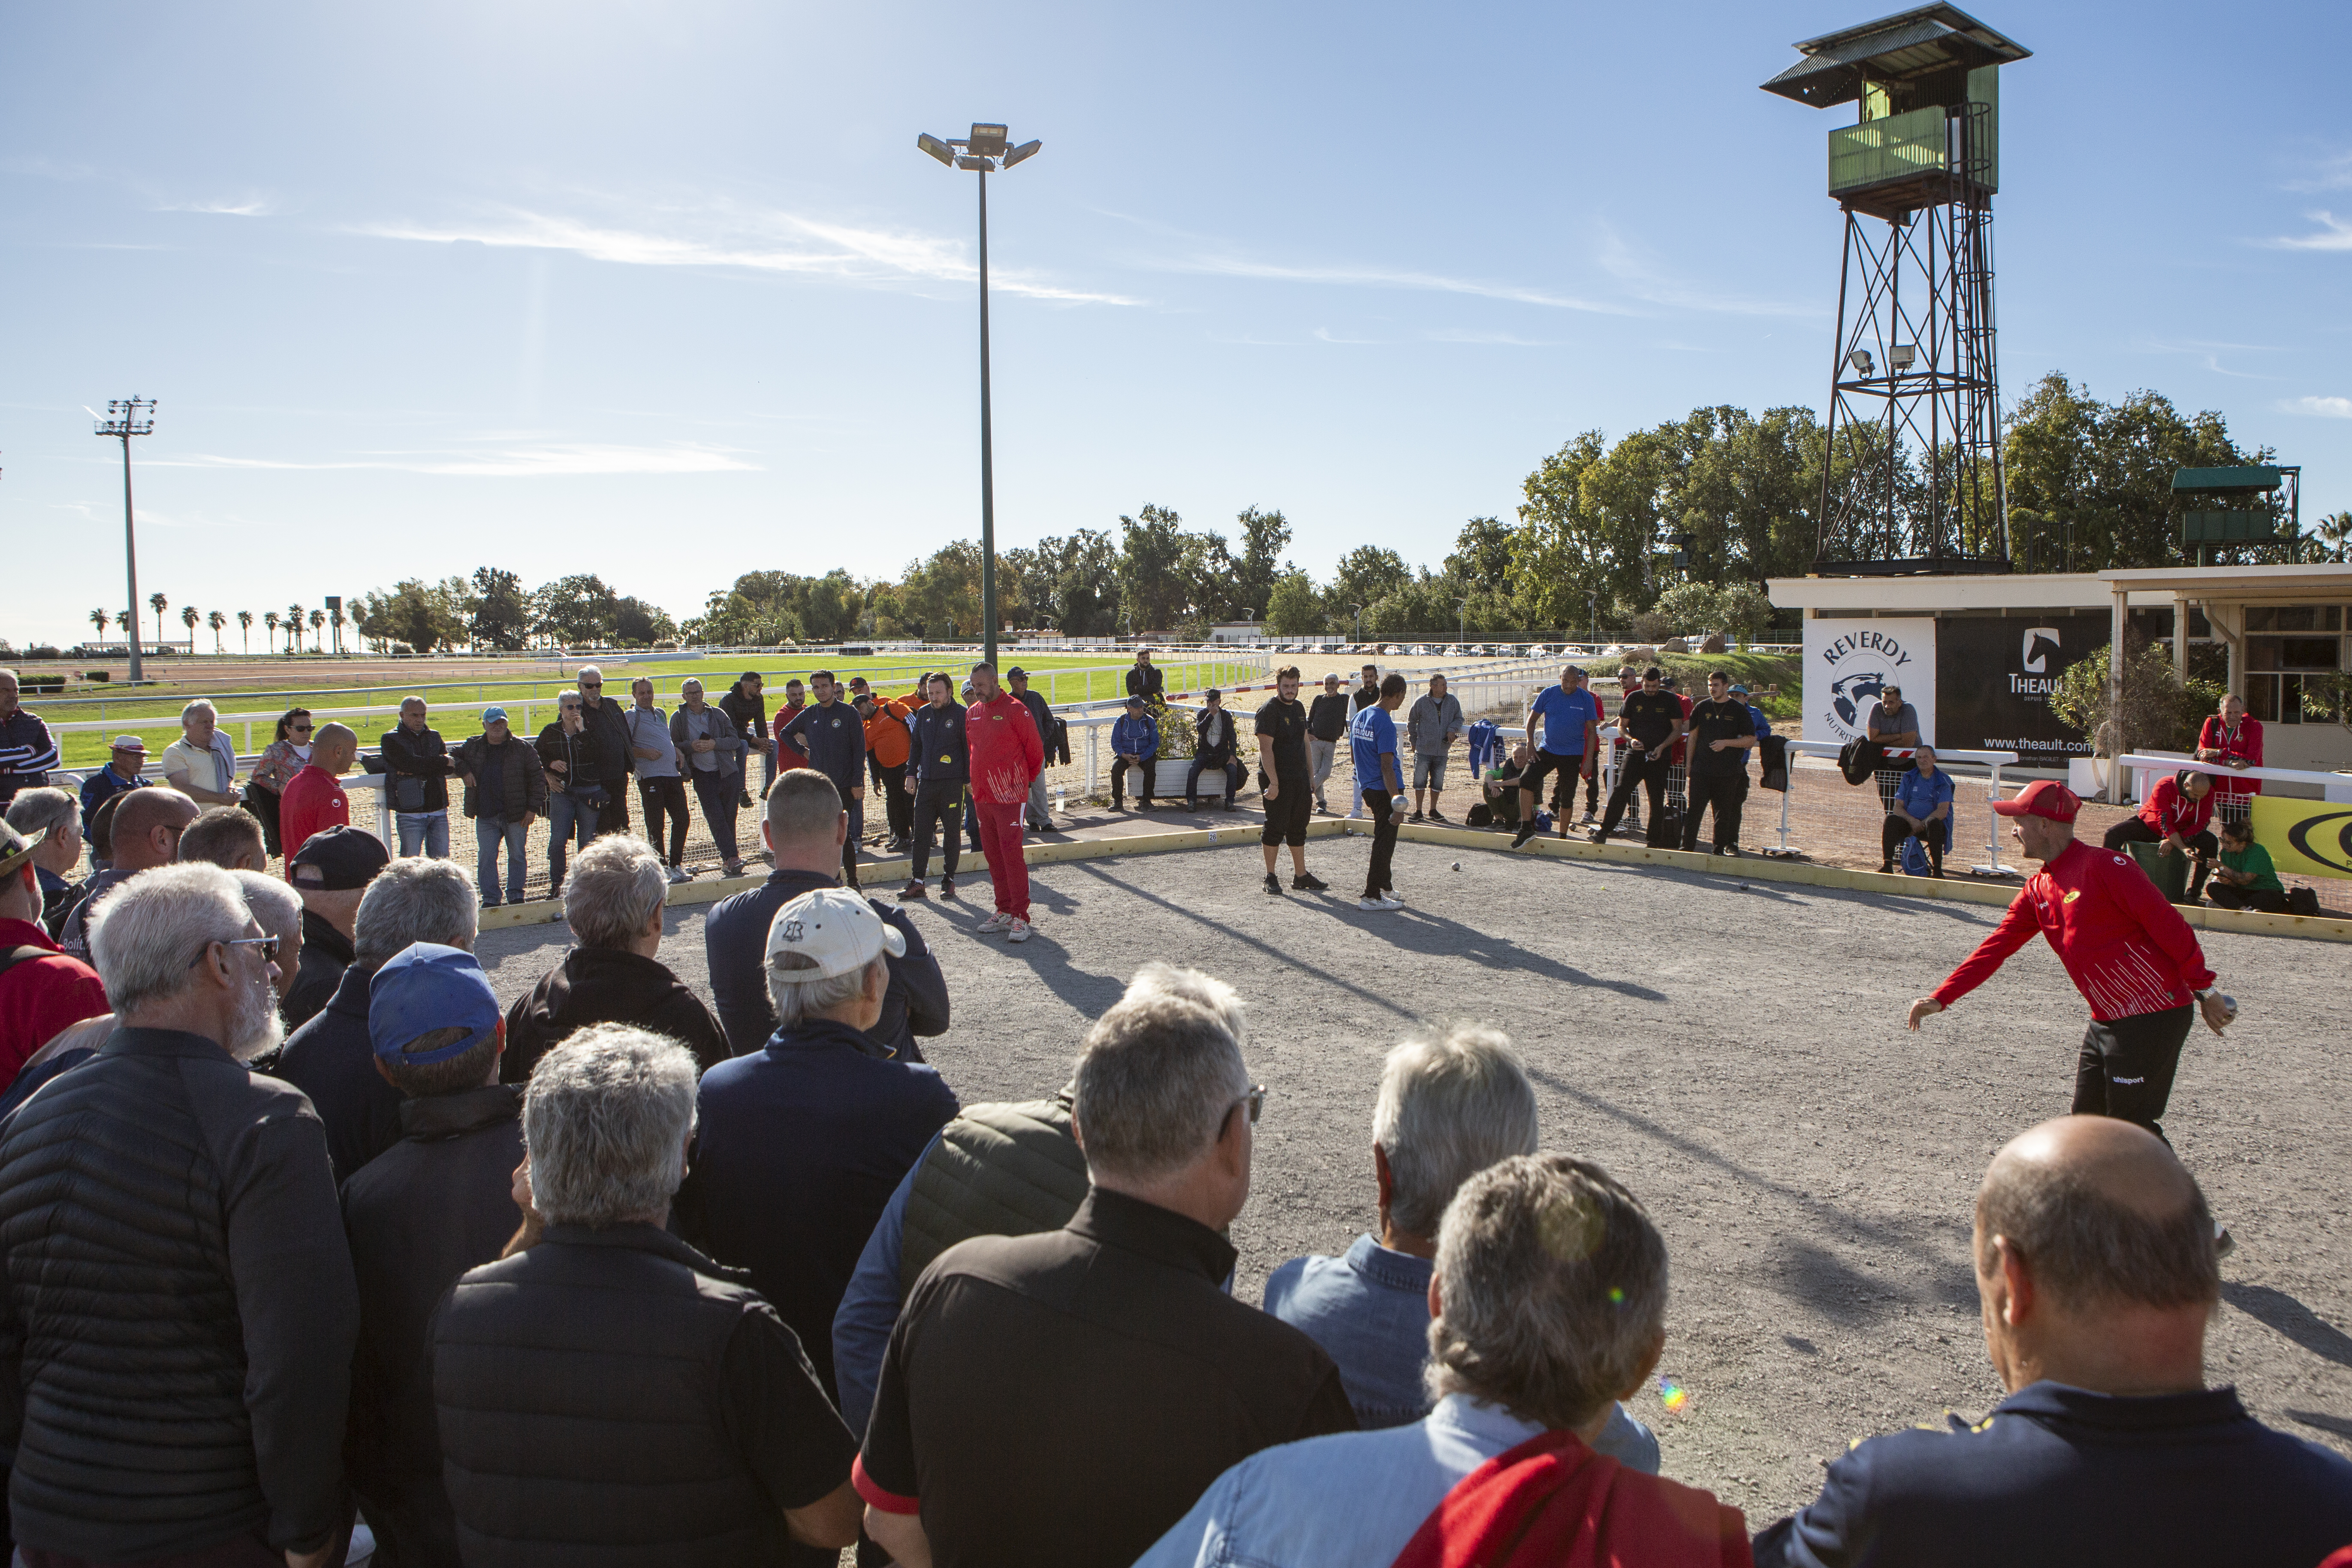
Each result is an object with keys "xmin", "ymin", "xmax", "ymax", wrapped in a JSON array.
[{"xmin": 23, "ymin": 652, "xmax": 1269, "ymax": 767}]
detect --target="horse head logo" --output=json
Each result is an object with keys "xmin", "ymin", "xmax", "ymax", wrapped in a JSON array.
[
  {"xmin": 2022, "ymin": 627, "xmax": 2062, "ymax": 674},
  {"xmin": 1830, "ymin": 671, "xmax": 1887, "ymax": 730}
]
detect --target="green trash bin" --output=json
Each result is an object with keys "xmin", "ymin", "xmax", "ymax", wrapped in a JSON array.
[{"xmin": 2124, "ymin": 838, "xmax": 2191, "ymax": 904}]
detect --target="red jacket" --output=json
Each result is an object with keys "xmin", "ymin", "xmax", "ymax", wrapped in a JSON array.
[
  {"xmin": 2195, "ymin": 715, "xmax": 2263, "ymax": 798},
  {"xmin": 278, "ymin": 764, "xmax": 350, "ymax": 875},
  {"xmin": 0, "ymin": 917, "xmax": 108, "ymax": 1089},
  {"xmin": 773, "ymin": 701, "xmax": 809, "ymax": 769},
  {"xmin": 2136, "ymin": 775, "xmax": 2214, "ymax": 841},
  {"xmin": 1390, "ymin": 1428, "xmax": 1749, "ymax": 1568},
  {"xmin": 1934, "ymin": 838, "xmax": 2216, "ymax": 1022},
  {"xmin": 965, "ymin": 694, "xmax": 1043, "ymax": 805}
]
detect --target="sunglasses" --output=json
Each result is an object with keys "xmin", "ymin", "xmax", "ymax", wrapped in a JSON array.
[
  {"xmin": 1230, "ymin": 1084, "xmax": 1268, "ymax": 1125},
  {"xmin": 290, "ymin": 724, "xmax": 313, "ymax": 734},
  {"xmin": 580, "ymin": 680, "xmax": 602, "ymax": 688}
]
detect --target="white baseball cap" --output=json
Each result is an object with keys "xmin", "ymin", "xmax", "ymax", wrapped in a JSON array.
[{"xmin": 765, "ymin": 887, "xmax": 905, "ymax": 980}]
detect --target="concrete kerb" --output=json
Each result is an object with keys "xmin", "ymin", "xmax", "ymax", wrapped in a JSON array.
[{"xmin": 473, "ymin": 814, "xmax": 2352, "ymax": 944}]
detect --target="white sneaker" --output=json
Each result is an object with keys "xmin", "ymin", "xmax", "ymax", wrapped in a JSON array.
[
  {"xmin": 1357, "ymin": 893, "xmax": 1404, "ymax": 911},
  {"xmin": 1007, "ymin": 917, "xmax": 1032, "ymax": 943},
  {"xmin": 977, "ymin": 911, "xmax": 1013, "ymax": 933}
]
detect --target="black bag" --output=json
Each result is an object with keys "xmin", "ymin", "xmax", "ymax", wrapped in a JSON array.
[
  {"xmin": 1759, "ymin": 734, "xmax": 1790, "ymax": 792},
  {"xmin": 1466, "ymin": 803, "xmax": 1493, "ymax": 828},
  {"xmin": 2287, "ymin": 886, "xmax": 2322, "ymax": 917},
  {"xmin": 1646, "ymin": 807, "xmax": 1685, "ymax": 850},
  {"xmin": 1839, "ymin": 739, "xmax": 1886, "ymax": 786},
  {"xmin": 392, "ymin": 776, "xmax": 428, "ymax": 814}
]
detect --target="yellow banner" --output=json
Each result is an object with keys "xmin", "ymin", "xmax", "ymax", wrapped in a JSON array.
[{"xmin": 2251, "ymin": 796, "xmax": 2352, "ymax": 881}]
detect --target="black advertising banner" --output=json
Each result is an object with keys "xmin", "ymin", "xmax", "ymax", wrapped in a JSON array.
[{"xmin": 1934, "ymin": 614, "xmax": 2106, "ymax": 759}]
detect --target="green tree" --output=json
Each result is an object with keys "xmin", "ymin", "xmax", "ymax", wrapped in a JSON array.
[
  {"xmin": 533, "ymin": 575, "xmax": 619, "ymax": 646},
  {"xmin": 236, "ymin": 609, "xmax": 252, "ymax": 652},
  {"xmin": 263, "ymin": 611, "xmax": 280, "ymax": 650},
  {"xmin": 88, "ymin": 608, "xmax": 108, "ymax": 644},
  {"xmin": 1509, "ymin": 430, "xmax": 1612, "ymax": 630},
  {"xmin": 467, "ymin": 567, "xmax": 531, "ymax": 650},
  {"xmin": 149, "ymin": 592, "xmax": 169, "ymax": 645},
  {"xmin": 1003, "ymin": 530, "xmax": 1119, "ymax": 636},
  {"xmin": 1330, "ymin": 546, "xmax": 1411, "ymax": 618},
  {"xmin": 1115, "ymin": 504, "xmax": 1190, "ymax": 634},
  {"xmin": 1232, "ymin": 506, "xmax": 1292, "ymax": 621},
  {"xmin": 613, "ymin": 596, "xmax": 678, "ymax": 647},
  {"xmin": 180, "ymin": 604, "xmax": 199, "ymax": 649},
  {"xmin": 308, "ymin": 609, "xmax": 326, "ymax": 650},
  {"xmin": 1263, "ymin": 571, "xmax": 1324, "ymax": 635},
  {"xmin": 206, "ymin": 608, "xmax": 225, "ymax": 653}
]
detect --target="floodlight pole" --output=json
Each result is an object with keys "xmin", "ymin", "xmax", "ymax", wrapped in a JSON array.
[
  {"xmin": 95, "ymin": 398, "xmax": 157, "ymax": 682},
  {"xmin": 977, "ymin": 168, "xmax": 997, "ymax": 673}
]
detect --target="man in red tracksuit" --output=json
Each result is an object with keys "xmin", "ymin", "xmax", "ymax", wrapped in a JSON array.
[
  {"xmin": 1907, "ymin": 780, "xmax": 2237, "ymax": 1167},
  {"xmin": 965, "ymin": 663, "xmax": 1044, "ymax": 943}
]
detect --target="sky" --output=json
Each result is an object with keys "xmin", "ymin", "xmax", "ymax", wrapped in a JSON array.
[{"xmin": 5, "ymin": 0, "xmax": 2350, "ymax": 649}]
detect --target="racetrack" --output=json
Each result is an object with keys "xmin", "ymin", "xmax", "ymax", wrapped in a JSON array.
[{"xmin": 471, "ymin": 836, "xmax": 2352, "ymax": 1529}]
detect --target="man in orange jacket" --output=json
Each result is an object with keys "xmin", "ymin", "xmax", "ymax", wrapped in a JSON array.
[{"xmin": 857, "ymin": 688, "xmax": 917, "ymax": 852}]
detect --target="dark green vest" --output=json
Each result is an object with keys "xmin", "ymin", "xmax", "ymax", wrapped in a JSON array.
[{"xmin": 899, "ymin": 1093, "xmax": 1091, "ymax": 1295}]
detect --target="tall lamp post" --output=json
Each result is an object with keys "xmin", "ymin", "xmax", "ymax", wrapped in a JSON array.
[
  {"xmin": 917, "ymin": 122, "xmax": 1042, "ymax": 674},
  {"xmin": 95, "ymin": 398, "xmax": 157, "ymax": 682}
]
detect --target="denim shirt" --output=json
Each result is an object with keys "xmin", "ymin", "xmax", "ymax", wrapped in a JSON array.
[{"xmin": 1265, "ymin": 1234, "xmax": 1658, "ymax": 1468}]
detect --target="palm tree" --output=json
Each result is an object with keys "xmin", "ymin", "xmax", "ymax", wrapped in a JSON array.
[
  {"xmin": 89, "ymin": 608, "xmax": 109, "ymax": 643},
  {"xmin": 286, "ymin": 605, "xmax": 304, "ymax": 655},
  {"xmin": 208, "ymin": 609, "xmax": 227, "ymax": 654},
  {"xmin": 308, "ymin": 609, "xmax": 326, "ymax": 651},
  {"xmin": 263, "ymin": 611, "xmax": 280, "ymax": 651},
  {"xmin": 181, "ymin": 604, "xmax": 200, "ymax": 651},
  {"xmin": 237, "ymin": 609, "xmax": 253, "ymax": 652},
  {"xmin": 149, "ymin": 592, "xmax": 169, "ymax": 645},
  {"xmin": 115, "ymin": 611, "xmax": 134, "ymax": 636}
]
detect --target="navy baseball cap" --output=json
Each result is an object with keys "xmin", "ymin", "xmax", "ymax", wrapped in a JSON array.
[
  {"xmin": 291, "ymin": 825, "xmax": 391, "ymax": 890},
  {"xmin": 368, "ymin": 943, "xmax": 501, "ymax": 1066},
  {"xmin": 1125, "ymin": 694, "xmax": 1145, "ymax": 708}
]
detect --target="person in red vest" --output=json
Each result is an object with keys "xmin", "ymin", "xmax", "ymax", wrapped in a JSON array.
[
  {"xmin": 2103, "ymin": 768, "xmax": 2219, "ymax": 902},
  {"xmin": 964, "ymin": 663, "xmax": 1043, "ymax": 943},
  {"xmin": 0, "ymin": 820, "xmax": 108, "ymax": 1089},
  {"xmin": 2194, "ymin": 692, "xmax": 2263, "ymax": 816}
]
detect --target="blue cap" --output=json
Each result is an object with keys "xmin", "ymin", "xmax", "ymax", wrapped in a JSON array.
[
  {"xmin": 369, "ymin": 943, "xmax": 501, "ymax": 1065},
  {"xmin": 482, "ymin": 705, "xmax": 509, "ymax": 725}
]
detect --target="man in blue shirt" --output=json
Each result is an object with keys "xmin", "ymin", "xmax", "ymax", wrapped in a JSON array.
[
  {"xmin": 778, "ymin": 670, "xmax": 869, "ymax": 889},
  {"xmin": 1110, "ymin": 696, "xmax": 1160, "ymax": 811},
  {"xmin": 1511, "ymin": 666, "xmax": 1599, "ymax": 849},
  {"xmin": 1349, "ymin": 674, "xmax": 1408, "ymax": 911},
  {"xmin": 1879, "ymin": 744, "xmax": 1954, "ymax": 878},
  {"xmin": 77, "ymin": 737, "xmax": 151, "ymax": 868},
  {"xmin": 1755, "ymin": 1115, "xmax": 2352, "ymax": 1567}
]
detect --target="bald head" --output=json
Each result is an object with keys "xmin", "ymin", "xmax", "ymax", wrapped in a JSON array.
[
  {"xmin": 1978, "ymin": 1116, "xmax": 2216, "ymax": 1312},
  {"xmin": 111, "ymin": 788, "xmax": 200, "ymax": 872},
  {"xmin": 313, "ymin": 723, "xmax": 357, "ymax": 773}
]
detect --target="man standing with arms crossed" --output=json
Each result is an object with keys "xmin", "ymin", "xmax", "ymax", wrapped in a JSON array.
[
  {"xmin": 1680, "ymin": 669, "xmax": 1757, "ymax": 856},
  {"xmin": 1510, "ymin": 666, "xmax": 1598, "ymax": 850},
  {"xmin": 1906, "ymin": 780, "xmax": 2238, "ymax": 1248},
  {"xmin": 1306, "ymin": 673, "xmax": 1351, "ymax": 815},
  {"xmin": 1254, "ymin": 666, "xmax": 1328, "ymax": 897},
  {"xmin": 1350, "ymin": 674, "xmax": 1410, "ymax": 912},
  {"xmin": 1404, "ymin": 673, "xmax": 1463, "ymax": 825},
  {"xmin": 967, "ymin": 663, "xmax": 1045, "ymax": 943}
]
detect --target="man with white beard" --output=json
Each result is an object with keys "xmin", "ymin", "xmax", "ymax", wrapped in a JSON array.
[{"xmin": 0, "ymin": 863, "xmax": 360, "ymax": 1567}]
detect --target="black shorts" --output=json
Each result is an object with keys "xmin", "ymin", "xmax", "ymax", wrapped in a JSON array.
[
  {"xmin": 1518, "ymin": 750, "xmax": 1583, "ymax": 798},
  {"xmin": 1262, "ymin": 773, "xmax": 1312, "ymax": 846}
]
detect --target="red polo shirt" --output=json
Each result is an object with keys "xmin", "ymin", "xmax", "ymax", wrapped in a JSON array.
[
  {"xmin": 0, "ymin": 917, "xmax": 108, "ymax": 1089},
  {"xmin": 278, "ymin": 763, "xmax": 350, "ymax": 874}
]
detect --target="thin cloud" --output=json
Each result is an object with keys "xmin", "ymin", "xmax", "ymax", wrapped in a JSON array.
[
  {"xmin": 1166, "ymin": 251, "xmax": 1630, "ymax": 315},
  {"xmin": 1592, "ymin": 226, "xmax": 1813, "ymax": 318},
  {"xmin": 2283, "ymin": 395, "xmax": 2352, "ymax": 419},
  {"xmin": 2284, "ymin": 153, "xmax": 2352, "ymax": 193},
  {"xmin": 356, "ymin": 202, "xmax": 1139, "ymax": 306},
  {"xmin": 160, "ymin": 196, "xmax": 276, "ymax": 217},
  {"xmin": 152, "ymin": 442, "xmax": 760, "ymax": 477},
  {"xmin": 1423, "ymin": 328, "xmax": 1562, "ymax": 346},
  {"xmin": 2270, "ymin": 211, "xmax": 2352, "ymax": 250}
]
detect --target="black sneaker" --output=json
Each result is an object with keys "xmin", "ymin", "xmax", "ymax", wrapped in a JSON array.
[
  {"xmin": 1263, "ymin": 872, "xmax": 1283, "ymax": 896},
  {"xmin": 1511, "ymin": 821, "xmax": 1538, "ymax": 849},
  {"xmin": 1292, "ymin": 871, "xmax": 1329, "ymax": 892},
  {"xmin": 940, "ymin": 877, "xmax": 957, "ymax": 899},
  {"xmin": 1588, "ymin": 829, "xmax": 1607, "ymax": 845},
  {"xmin": 1408, "ymin": 811, "xmax": 1425, "ymax": 824},
  {"xmin": 898, "ymin": 880, "xmax": 927, "ymax": 901},
  {"xmin": 1428, "ymin": 808, "xmax": 1449, "ymax": 823},
  {"xmin": 1185, "ymin": 799, "xmax": 1200, "ymax": 812}
]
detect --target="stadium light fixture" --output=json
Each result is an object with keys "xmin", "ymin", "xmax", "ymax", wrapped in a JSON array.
[
  {"xmin": 1846, "ymin": 348, "xmax": 1874, "ymax": 376},
  {"xmin": 917, "ymin": 133, "xmax": 955, "ymax": 166},
  {"xmin": 93, "ymin": 397, "xmax": 158, "ymax": 682},
  {"xmin": 1889, "ymin": 343, "xmax": 1917, "ymax": 372}
]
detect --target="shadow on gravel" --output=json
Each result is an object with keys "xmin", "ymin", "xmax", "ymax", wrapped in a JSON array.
[
  {"xmin": 2289, "ymin": 1410, "xmax": 2352, "ymax": 1441},
  {"xmin": 2224, "ymin": 1282, "xmax": 2352, "ymax": 1369},
  {"xmin": 1385, "ymin": 909, "xmax": 1667, "ymax": 1002},
  {"xmin": 1843, "ymin": 892, "xmax": 2001, "ymax": 927}
]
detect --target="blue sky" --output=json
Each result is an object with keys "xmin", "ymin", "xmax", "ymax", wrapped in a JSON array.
[{"xmin": 6, "ymin": 0, "xmax": 2349, "ymax": 649}]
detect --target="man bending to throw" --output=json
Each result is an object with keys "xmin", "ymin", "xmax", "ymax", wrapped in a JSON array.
[
  {"xmin": 1255, "ymin": 666, "xmax": 1329, "ymax": 896},
  {"xmin": 1511, "ymin": 666, "xmax": 1598, "ymax": 850},
  {"xmin": 1906, "ymin": 781, "xmax": 2237, "ymax": 1244}
]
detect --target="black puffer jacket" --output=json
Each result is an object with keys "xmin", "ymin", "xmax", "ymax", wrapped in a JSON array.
[
  {"xmin": 501, "ymin": 947, "xmax": 732, "ymax": 1083},
  {"xmin": 379, "ymin": 724, "xmax": 455, "ymax": 814},
  {"xmin": 0, "ymin": 1027, "xmax": 359, "ymax": 1560},
  {"xmin": 453, "ymin": 732, "xmax": 549, "ymax": 821}
]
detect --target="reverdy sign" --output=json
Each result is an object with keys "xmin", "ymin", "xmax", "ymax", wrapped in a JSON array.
[
  {"xmin": 1934, "ymin": 615, "xmax": 2105, "ymax": 758},
  {"xmin": 1804, "ymin": 619, "xmax": 1936, "ymax": 746}
]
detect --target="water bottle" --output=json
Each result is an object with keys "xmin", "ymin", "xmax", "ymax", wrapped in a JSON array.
[{"xmin": 1054, "ymin": 785, "xmax": 1066, "ymax": 817}]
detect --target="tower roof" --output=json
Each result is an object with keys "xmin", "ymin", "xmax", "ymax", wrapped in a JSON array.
[{"xmin": 1761, "ymin": 4, "xmax": 2029, "ymax": 109}]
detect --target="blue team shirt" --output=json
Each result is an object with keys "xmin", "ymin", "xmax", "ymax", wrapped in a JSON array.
[
  {"xmin": 1528, "ymin": 685, "xmax": 1599, "ymax": 757},
  {"xmin": 1894, "ymin": 766, "xmax": 1955, "ymax": 820},
  {"xmin": 1349, "ymin": 703, "xmax": 1398, "ymax": 798}
]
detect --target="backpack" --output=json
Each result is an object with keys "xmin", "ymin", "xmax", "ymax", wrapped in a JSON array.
[
  {"xmin": 1900, "ymin": 835, "xmax": 1931, "ymax": 876},
  {"xmin": 1465, "ymin": 803, "xmax": 1493, "ymax": 828},
  {"xmin": 2287, "ymin": 886, "xmax": 2322, "ymax": 917}
]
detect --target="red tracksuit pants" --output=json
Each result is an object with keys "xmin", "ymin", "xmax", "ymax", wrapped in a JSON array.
[{"xmin": 972, "ymin": 797, "xmax": 1029, "ymax": 917}]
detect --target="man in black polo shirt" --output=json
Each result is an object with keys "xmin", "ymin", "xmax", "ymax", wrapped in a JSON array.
[
  {"xmin": 1593, "ymin": 666, "xmax": 1683, "ymax": 846},
  {"xmin": 1755, "ymin": 1115, "xmax": 2352, "ymax": 1567},
  {"xmin": 1680, "ymin": 669, "xmax": 1756, "ymax": 856},
  {"xmin": 855, "ymin": 988, "xmax": 1355, "ymax": 1568},
  {"xmin": 778, "ymin": 669, "xmax": 869, "ymax": 890},
  {"xmin": 1254, "ymin": 666, "xmax": 1328, "ymax": 896}
]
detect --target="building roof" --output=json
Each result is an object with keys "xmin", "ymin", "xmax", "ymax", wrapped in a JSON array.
[
  {"xmin": 1768, "ymin": 562, "xmax": 2352, "ymax": 613},
  {"xmin": 1761, "ymin": 4, "xmax": 2029, "ymax": 109}
]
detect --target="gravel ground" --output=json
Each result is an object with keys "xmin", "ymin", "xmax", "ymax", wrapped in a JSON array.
[{"xmin": 472, "ymin": 837, "xmax": 2352, "ymax": 1531}]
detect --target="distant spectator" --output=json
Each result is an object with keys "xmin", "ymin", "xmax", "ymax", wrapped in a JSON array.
[
  {"xmin": 2206, "ymin": 815, "xmax": 2290, "ymax": 914},
  {"xmin": 855, "ymin": 987, "xmax": 1354, "ymax": 1568},
  {"xmin": 76, "ymin": 735, "xmax": 150, "ymax": 868},
  {"xmin": 431, "ymin": 1025, "xmax": 863, "ymax": 1564},
  {"xmin": 2105, "ymin": 768, "xmax": 2219, "ymax": 901},
  {"xmin": 0, "ymin": 817, "xmax": 108, "ymax": 1090},
  {"xmin": 721, "ymin": 669, "xmax": 778, "ymax": 799},
  {"xmin": 344, "ymin": 942, "xmax": 522, "ymax": 1567},
  {"xmin": 1754, "ymin": 1116, "xmax": 2352, "ymax": 1566},
  {"xmin": 6, "ymin": 787, "xmax": 83, "ymax": 928},
  {"xmin": 1484, "ymin": 739, "xmax": 1531, "ymax": 829},
  {"xmin": 673, "ymin": 677, "xmax": 750, "ymax": 877},
  {"xmin": 779, "ymin": 671, "xmax": 868, "ymax": 889},
  {"xmin": 832, "ymin": 962, "xmax": 1245, "ymax": 1440},
  {"xmin": 280, "ymin": 721, "xmax": 359, "ymax": 874},
  {"xmin": 1141, "ymin": 1154, "xmax": 1743, "ymax": 1568},
  {"xmin": 2194, "ymin": 692, "xmax": 2262, "ymax": 816},
  {"xmin": 380, "ymin": 694, "xmax": 455, "ymax": 859},
  {"xmin": 677, "ymin": 885, "xmax": 958, "ymax": 1433},
  {"xmin": 1352, "ymin": 662, "xmax": 1382, "ymax": 712},
  {"xmin": 282, "ymin": 823, "xmax": 392, "ymax": 1032},
  {"xmin": 503, "ymin": 834, "xmax": 728, "ymax": 1082},
  {"xmin": 1307, "ymin": 672, "xmax": 1351, "ymax": 814},
  {"xmin": 1126, "ymin": 646, "xmax": 1166, "ymax": 701},
  {"xmin": 232, "ymin": 868, "xmax": 304, "ymax": 1009},
  {"xmin": 1865, "ymin": 683, "xmax": 1922, "ymax": 749},
  {"xmin": 1879, "ymin": 745, "xmax": 1953, "ymax": 878},
  {"xmin": 1405, "ymin": 673, "xmax": 1464, "ymax": 824},
  {"xmin": 626, "ymin": 677, "xmax": 692, "ymax": 883},
  {"xmin": 534, "ymin": 694, "xmax": 610, "ymax": 896},
  {"xmin": 454, "ymin": 705, "xmax": 546, "ymax": 908},
  {"xmin": 244, "ymin": 706, "xmax": 314, "ymax": 856},
  {"xmin": 574, "ymin": 665, "xmax": 634, "ymax": 835},
  {"xmin": 858, "ymin": 686, "xmax": 917, "ymax": 851},
  {"xmin": 0, "ymin": 667, "xmax": 59, "ymax": 808},
  {"xmin": 178, "ymin": 803, "xmax": 267, "ymax": 871},
  {"xmin": 277, "ymin": 853, "xmax": 476, "ymax": 1182},
  {"xmin": 1111, "ymin": 694, "xmax": 1160, "ymax": 811},
  {"xmin": 161, "ymin": 698, "xmax": 241, "ymax": 807},
  {"xmin": 1007, "ymin": 666, "xmax": 1057, "ymax": 832},
  {"xmin": 1263, "ymin": 1024, "xmax": 1657, "ymax": 1468},
  {"xmin": 1186, "ymin": 689, "xmax": 1245, "ymax": 812},
  {"xmin": 0, "ymin": 863, "xmax": 359, "ymax": 1567},
  {"xmin": 55, "ymin": 786, "xmax": 199, "ymax": 961}
]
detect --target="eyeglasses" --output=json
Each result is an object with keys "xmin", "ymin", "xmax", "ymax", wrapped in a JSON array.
[
  {"xmin": 1230, "ymin": 1084, "xmax": 1267, "ymax": 1125},
  {"xmin": 190, "ymin": 935, "xmax": 279, "ymax": 969},
  {"xmin": 290, "ymin": 724, "xmax": 313, "ymax": 734}
]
